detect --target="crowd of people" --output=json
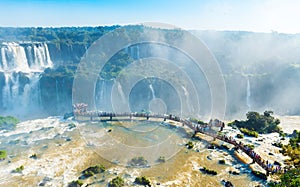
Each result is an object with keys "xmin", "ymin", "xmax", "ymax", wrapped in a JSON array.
[
  {"xmin": 73, "ymin": 106, "xmax": 282, "ymax": 175},
  {"xmin": 194, "ymin": 126, "xmax": 282, "ymax": 175}
]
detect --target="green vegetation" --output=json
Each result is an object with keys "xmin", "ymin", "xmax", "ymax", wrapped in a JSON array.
[
  {"xmin": 12, "ymin": 165, "xmax": 24, "ymax": 173},
  {"xmin": 157, "ymin": 156, "xmax": 166, "ymax": 163},
  {"xmin": 109, "ymin": 176, "xmax": 124, "ymax": 187},
  {"xmin": 236, "ymin": 134, "xmax": 244, "ymax": 139},
  {"xmin": 0, "ymin": 26, "xmax": 118, "ymax": 44},
  {"xmin": 130, "ymin": 156, "xmax": 148, "ymax": 167},
  {"xmin": 81, "ymin": 164, "xmax": 106, "ymax": 179},
  {"xmin": 240, "ymin": 128, "xmax": 259, "ymax": 138},
  {"xmin": 200, "ymin": 167, "xmax": 218, "ymax": 175},
  {"xmin": 68, "ymin": 180, "xmax": 83, "ymax": 187},
  {"xmin": 229, "ymin": 111, "xmax": 281, "ymax": 134},
  {"xmin": 0, "ymin": 116, "xmax": 19, "ymax": 130},
  {"xmin": 281, "ymin": 130, "xmax": 300, "ymax": 167},
  {"xmin": 0, "ymin": 150, "xmax": 7, "ymax": 160},
  {"xmin": 190, "ymin": 118, "xmax": 206, "ymax": 125},
  {"xmin": 246, "ymin": 144, "xmax": 255, "ymax": 150},
  {"xmin": 29, "ymin": 153, "xmax": 37, "ymax": 159},
  {"xmin": 267, "ymin": 131, "xmax": 300, "ymax": 186},
  {"xmin": 186, "ymin": 141, "xmax": 194, "ymax": 149},
  {"xmin": 134, "ymin": 176, "xmax": 151, "ymax": 186},
  {"xmin": 269, "ymin": 169, "xmax": 300, "ymax": 187}
]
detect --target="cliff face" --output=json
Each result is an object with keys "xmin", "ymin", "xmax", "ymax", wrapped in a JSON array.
[
  {"xmin": 0, "ymin": 27, "xmax": 300, "ymax": 119},
  {"xmin": 47, "ymin": 43, "xmax": 86, "ymax": 66}
]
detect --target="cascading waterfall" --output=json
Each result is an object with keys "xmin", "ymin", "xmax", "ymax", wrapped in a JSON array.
[
  {"xmin": 0, "ymin": 42, "xmax": 53, "ymax": 72},
  {"xmin": 95, "ymin": 79, "xmax": 113, "ymax": 111},
  {"xmin": 117, "ymin": 82, "xmax": 126, "ymax": 103},
  {"xmin": 0, "ymin": 42, "xmax": 53, "ymax": 116},
  {"xmin": 127, "ymin": 45, "xmax": 140, "ymax": 60},
  {"xmin": 149, "ymin": 84, "xmax": 156, "ymax": 99},
  {"xmin": 246, "ymin": 76, "xmax": 251, "ymax": 110}
]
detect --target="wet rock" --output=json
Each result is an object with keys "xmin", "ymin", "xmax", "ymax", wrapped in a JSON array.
[
  {"xmin": 229, "ymin": 170, "xmax": 240, "ymax": 175},
  {"xmin": 222, "ymin": 180, "xmax": 234, "ymax": 187},
  {"xmin": 68, "ymin": 123, "xmax": 76, "ymax": 130},
  {"xmin": 274, "ymin": 161, "xmax": 281, "ymax": 166},
  {"xmin": 225, "ymin": 181, "xmax": 234, "ymax": 187}
]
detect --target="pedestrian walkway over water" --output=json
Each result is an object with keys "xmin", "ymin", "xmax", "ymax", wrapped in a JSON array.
[{"xmin": 74, "ymin": 108, "xmax": 281, "ymax": 176}]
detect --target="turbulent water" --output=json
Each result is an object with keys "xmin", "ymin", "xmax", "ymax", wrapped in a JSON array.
[
  {"xmin": 1, "ymin": 116, "xmax": 290, "ymax": 186},
  {"xmin": 0, "ymin": 42, "xmax": 53, "ymax": 117}
]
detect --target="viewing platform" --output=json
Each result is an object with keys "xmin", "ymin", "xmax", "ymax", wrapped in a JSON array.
[{"xmin": 73, "ymin": 103, "xmax": 282, "ymax": 176}]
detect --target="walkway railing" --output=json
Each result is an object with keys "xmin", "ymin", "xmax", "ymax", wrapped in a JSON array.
[{"xmin": 74, "ymin": 111, "xmax": 281, "ymax": 175}]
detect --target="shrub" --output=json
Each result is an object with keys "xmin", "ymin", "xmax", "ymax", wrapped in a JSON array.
[
  {"xmin": 130, "ymin": 157, "xmax": 148, "ymax": 167},
  {"xmin": 0, "ymin": 116, "xmax": 19, "ymax": 130},
  {"xmin": 135, "ymin": 176, "xmax": 151, "ymax": 186},
  {"xmin": 246, "ymin": 144, "xmax": 255, "ymax": 149},
  {"xmin": 0, "ymin": 150, "xmax": 7, "ymax": 159},
  {"xmin": 109, "ymin": 176, "xmax": 124, "ymax": 187},
  {"xmin": 81, "ymin": 164, "xmax": 106, "ymax": 179},
  {"xmin": 68, "ymin": 180, "xmax": 83, "ymax": 187},
  {"xmin": 240, "ymin": 128, "xmax": 258, "ymax": 138},
  {"xmin": 237, "ymin": 134, "xmax": 244, "ymax": 139},
  {"xmin": 230, "ymin": 111, "xmax": 280, "ymax": 134},
  {"xmin": 272, "ymin": 142, "xmax": 283, "ymax": 148},
  {"xmin": 29, "ymin": 154, "xmax": 37, "ymax": 159},
  {"xmin": 12, "ymin": 165, "xmax": 24, "ymax": 173},
  {"xmin": 186, "ymin": 141, "xmax": 194, "ymax": 149},
  {"xmin": 157, "ymin": 156, "xmax": 166, "ymax": 163}
]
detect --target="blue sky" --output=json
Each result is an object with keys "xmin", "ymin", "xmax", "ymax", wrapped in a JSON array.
[{"xmin": 0, "ymin": 0, "xmax": 299, "ymax": 33}]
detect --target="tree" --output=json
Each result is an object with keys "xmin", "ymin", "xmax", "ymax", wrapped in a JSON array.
[
  {"xmin": 232, "ymin": 111, "xmax": 281, "ymax": 134},
  {"xmin": 109, "ymin": 176, "xmax": 124, "ymax": 187}
]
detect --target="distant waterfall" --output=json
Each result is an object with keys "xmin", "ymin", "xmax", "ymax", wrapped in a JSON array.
[
  {"xmin": 0, "ymin": 42, "xmax": 53, "ymax": 116},
  {"xmin": 127, "ymin": 45, "xmax": 140, "ymax": 60},
  {"xmin": 117, "ymin": 82, "xmax": 126, "ymax": 104},
  {"xmin": 246, "ymin": 77, "xmax": 251, "ymax": 110},
  {"xmin": 149, "ymin": 84, "xmax": 156, "ymax": 99},
  {"xmin": 0, "ymin": 42, "xmax": 52, "ymax": 72},
  {"xmin": 95, "ymin": 80, "xmax": 113, "ymax": 111}
]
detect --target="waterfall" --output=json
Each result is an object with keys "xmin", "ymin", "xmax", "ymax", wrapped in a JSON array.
[
  {"xmin": 32, "ymin": 43, "xmax": 53, "ymax": 71},
  {"xmin": 2, "ymin": 73, "xmax": 42, "ymax": 113},
  {"xmin": 0, "ymin": 42, "xmax": 53, "ymax": 116},
  {"xmin": 246, "ymin": 76, "xmax": 251, "ymax": 110},
  {"xmin": 149, "ymin": 84, "xmax": 156, "ymax": 99},
  {"xmin": 128, "ymin": 45, "xmax": 140, "ymax": 60},
  {"xmin": 0, "ymin": 42, "xmax": 30, "ymax": 72},
  {"xmin": 117, "ymin": 82, "xmax": 126, "ymax": 103},
  {"xmin": 0, "ymin": 42, "xmax": 52, "ymax": 73}
]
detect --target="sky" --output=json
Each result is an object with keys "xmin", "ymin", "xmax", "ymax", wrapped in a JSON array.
[{"xmin": 0, "ymin": 0, "xmax": 300, "ymax": 33}]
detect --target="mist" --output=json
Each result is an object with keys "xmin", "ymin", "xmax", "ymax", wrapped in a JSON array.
[{"xmin": 193, "ymin": 30, "xmax": 300, "ymax": 118}]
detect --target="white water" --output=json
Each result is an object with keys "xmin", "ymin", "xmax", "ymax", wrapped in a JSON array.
[
  {"xmin": 246, "ymin": 77, "xmax": 251, "ymax": 110},
  {"xmin": 149, "ymin": 83, "xmax": 156, "ymax": 99},
  {"xmin": 2, "ymin": 73, "xmax": 41, "ymax": 113},
  {"xmin": 0, "ymin": 42, "xmax": 53, "ymax": 116},
  {"xmin": 128, "ymin": 45, "xmax": 140, "ymax": 59},
  {"xmin": 0, "ymin": 42, "xmax": 52, "ymax": 72}
]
